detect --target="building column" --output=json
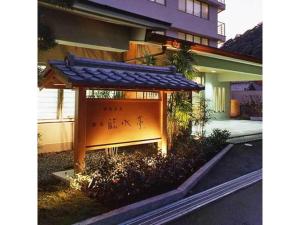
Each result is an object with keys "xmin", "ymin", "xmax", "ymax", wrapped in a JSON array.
[{"xmin": 74, "ymin": 87, "xmax": 87, "ymax": 172}]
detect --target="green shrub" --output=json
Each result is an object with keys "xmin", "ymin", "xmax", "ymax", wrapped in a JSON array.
[
  {"xmin": 205, "ymin": 129, "xmax": 231, "ymax": 152},
  {"xmin": 78, "ymin": 152, "xmax": 200, "ymax": 206},
  {"xmin": 71, "ymin": 131, "xmax": 229, "ymax": 206}
]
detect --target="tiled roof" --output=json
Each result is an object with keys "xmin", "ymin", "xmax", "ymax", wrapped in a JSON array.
[{"xmin": 48, "ymin": 54, "xmax": 204, "ymax": 91}]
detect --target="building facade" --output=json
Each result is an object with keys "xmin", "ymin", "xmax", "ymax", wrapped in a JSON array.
[
  {"xmin": 86, "ymin": 0, "xmax": 226, "ymax": 47},
  {"xmin": 38, "ymin": 0, "xmax": 261, "ymax": 153}
]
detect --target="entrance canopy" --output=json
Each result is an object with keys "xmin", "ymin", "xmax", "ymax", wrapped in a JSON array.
[
  {"xmin": 41, "ymin": 54, "xmax": 203, "ymax": 91},
  {"xmin": 146, "ymin": 33, "xmax": 262, "ymax": 82}
]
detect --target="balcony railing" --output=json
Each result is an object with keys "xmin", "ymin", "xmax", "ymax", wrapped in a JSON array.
[
  {"xmin": 218, "ymin": 0, "xmax": 225, "ymax": 4},
  {"xmin": 218, "ymin": 21, "xmax": 225, "ymax": 36}
]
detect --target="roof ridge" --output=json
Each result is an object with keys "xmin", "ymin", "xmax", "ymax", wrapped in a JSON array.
[
  {"xmin": 46, "ymin": 54, "xmax": 203, "ymax": 91},
  {"xmin": 64, "ymin": 53, "xmax": 177, "ymax": 75}
]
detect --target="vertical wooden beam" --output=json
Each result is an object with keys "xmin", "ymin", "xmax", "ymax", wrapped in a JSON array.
[
  {"xmin": 159, "ymin": 91, "xmax": 168, "ymax": 155},
  {"xmin": 74, "ymin": 87, "xmax": 87, "ymax": 172},
  {"xmin": 57, "ymin": 89, "xmax": 64, "ymax": 120}
]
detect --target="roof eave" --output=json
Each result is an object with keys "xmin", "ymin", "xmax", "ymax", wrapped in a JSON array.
[{"xmin": 146, "ymin": 33, "xmax": 262, "ymax": 65}]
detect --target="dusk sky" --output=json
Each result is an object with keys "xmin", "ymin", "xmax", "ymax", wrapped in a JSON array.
[{"xmin": 218, "ymin": 0, "xmax": 262, "ymax": 40}]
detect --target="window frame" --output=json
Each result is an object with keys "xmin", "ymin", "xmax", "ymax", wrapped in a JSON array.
[
  {"xmin": 177, "ymin": 32, "xmax": 210, "ymax": 46},
  {"xmin": 193, "ymin": 0, "xmax": 201, "ymax": 17},
  {"xmin": 201, "ymin": 37, "xmax": 209, "ymax": 46},
  {"xmin": 38, "ymin": 88, "xmax": 76, "ymax": 122},
  {"xmin": 201, "ymin": 2, "xmax": 209, "ymax": 19},
  {"xmin": 178, "ymin": 0, "xmax": 209, "ymax": 20}
]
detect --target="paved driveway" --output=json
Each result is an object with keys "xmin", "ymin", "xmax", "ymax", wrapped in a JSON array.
[
  {"xmin": 189, "ymin": 140, "xmax": 262, "ymax": 194},
  {"xmin": 168, "ymin": 181, "xmax": 262, "ymax": 225},
  {"xmin": 193, "ymin": 119, "xmax": 262, "ymax": 137}
]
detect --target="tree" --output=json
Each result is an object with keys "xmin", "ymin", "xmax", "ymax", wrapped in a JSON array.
[
  {"xmin": 166, "ymin": 43, "xmax": 196, "ymax": 149},
  {"xmin": 193, "ymin": 96, "xmax": 215, "ymax": 138},
  {"xmin": 221, "ymin": 23, "xmax": 262, "ymax": 60},
  {"xmin": 167, "ymin": 43, "xmax": 195, "ymax": 79}
]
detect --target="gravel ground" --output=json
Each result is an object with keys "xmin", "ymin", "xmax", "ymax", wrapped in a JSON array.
[
  {"xmin": 38, "ymin": 151, "xmax": 74, "ymax": 184},
  {"xmin": 38, "ymin": 144, "xmax": 157, "ymax": 184}
]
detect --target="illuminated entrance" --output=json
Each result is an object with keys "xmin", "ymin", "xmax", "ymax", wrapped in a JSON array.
[{"xmin": 40, "ymin": 54, "xmax": 203, "ymax": 172}]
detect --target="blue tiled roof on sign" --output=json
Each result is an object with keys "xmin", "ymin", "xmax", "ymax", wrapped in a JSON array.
[{"xmin": 48, "ymin": 54, "xmax": 204, "ymax": 91}]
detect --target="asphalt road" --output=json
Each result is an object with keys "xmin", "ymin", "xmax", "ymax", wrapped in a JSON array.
[
  {"xmin": 168, "ymin": 181, "xmax": 262, "ymax": 225},
  {"xmin": 189, "ymin": 140, "xmax": 262, "ymax": 195}
]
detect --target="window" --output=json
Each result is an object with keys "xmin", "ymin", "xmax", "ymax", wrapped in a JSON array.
[
  {"xmin": 149, "ymin": 0, "xmax": 165, "ymax": 5},
  {"xmin": 38, "ymin": 88, "xmax": 76, "ymax": 120},
  {"xmin": 178, "ymin": 0, "xmax": 209, "ymax": 20},
  {"xmin": 178, "ymin": 0, "xmax": 186, "ymax": 11},
  {"xmin": 202, "ymin": 37, "xmax": 209, "ymax": 45},
  {"xmin": 62, "ymin": 89, "xmax": 75, "ymax": 119},
  {"xmin": 38, "ymin": 88, "xmax": 59, "ymax": 120},
  {"xmin": 193, "ymin": 35, "xmax": 201, "ymax": 44},
  {"xmin": 177, "ymin": 32, "xmax": 209, "ymax": 46},
  {"xmin": 186, "ymin": 0, "xmax": 193, "ymax": 14},
  {"xmin": 201, "ymin": 3, "xmax": 209, "ymax": 19},
  {"xmin": 213, "ymin": 87, "xmax": 226, "ymax": 112},
  {"xmin": 178, "ymin": 32, "xmax": 186, "ymax": 40},
  {"xmin": 186, "ymin": 34, "xmax": 193, "ymax": 42},
  {"xmin": 193, "ymin": 0, "xmax": 201, "ymax": 17},
  {"xmin": 86, "ymin": 89, "xmax": 159, "ymax": 100}
]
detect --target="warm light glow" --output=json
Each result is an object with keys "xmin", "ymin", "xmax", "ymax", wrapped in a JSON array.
[
  {"xmin": 230, "ymin": 99, "xmax": 240, "ymax": 117},
  {"xmin": 211, "ymin": 70, "xmax": 217, "ymax": 73},
  {"xmin": 86, "ymin": 99, "xmax": 162, "ymax": 149}
]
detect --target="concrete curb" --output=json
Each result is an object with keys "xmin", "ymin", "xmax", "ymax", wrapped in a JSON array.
[
  {"xmin": 73, "ymin": 144, "xmax": 234, "ymax": 225},
  {"xmin": 227, "ymin": 134, "xmax": 262, "ymax": 144},
  {"xmin": 178, "ymin": 144, "xmax": 234, "ymax": 195}
]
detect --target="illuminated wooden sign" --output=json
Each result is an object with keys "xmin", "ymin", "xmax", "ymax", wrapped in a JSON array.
[{"xmin": 85, "ymin": 99, "xmax": 161, "ymax": 149}]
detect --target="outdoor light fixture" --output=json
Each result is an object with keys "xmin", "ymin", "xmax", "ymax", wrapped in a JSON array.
[{"xmin": 211, "ymin": 70, "xmax": 217, "ymax": 73}]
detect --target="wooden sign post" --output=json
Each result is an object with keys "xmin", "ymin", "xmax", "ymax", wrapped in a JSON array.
[
  {"xmin": 159, "ymin": 91, "xmax": 168, "ymax": 155},
  {"xmin": 74, "ymin": 87, "xmax": 87, "ymax": 173},
  {"xmin": 73, "ymin": 90, "xmax": 169, "ymax": 172}
]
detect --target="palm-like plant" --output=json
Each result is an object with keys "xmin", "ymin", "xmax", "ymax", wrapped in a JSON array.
[
  {"xmin": 168, "ymin": 43, "xmax": 195, "ymax": 79},
  {"xmin": 193, "ymin": 96, "xmax": 215, "ymax": 138},
  {"xmin": 167, "ymin": 43, "xmax": 196, "ymax": 149}
]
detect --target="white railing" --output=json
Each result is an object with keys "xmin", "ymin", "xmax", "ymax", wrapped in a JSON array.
[{"xmin": 218, "ymin": 21, "xmax": 225, "ymax": 36}]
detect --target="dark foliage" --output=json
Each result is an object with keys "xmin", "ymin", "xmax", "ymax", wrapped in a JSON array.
[
  {"xmin": 240, "ymin": 95, "xmax": 262, "ymax": 118},
  {"xmin": 76, "ymin": 130, "xmax": 230, "ymax": 207},
  {"xmin": 38, "ymin": 22, "xmax": 57, "ymax": 51},
  {"xmin": 221, "ymin": 23, "xmax": 262, "ymax": 60},
  {"xmin": 205, "ymin": 129, "xmax": 231, "ymax": 151}
]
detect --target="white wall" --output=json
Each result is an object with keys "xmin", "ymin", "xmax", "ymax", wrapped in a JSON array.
[
  {"xmin": 205, "ymin": 73, "xmax": 230, "ymax": 120},
  {"xmin": 38, "ymin": 121, "xmax": 74, "ymax": 154}
]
